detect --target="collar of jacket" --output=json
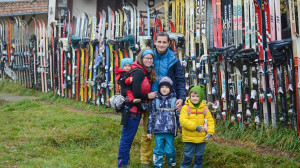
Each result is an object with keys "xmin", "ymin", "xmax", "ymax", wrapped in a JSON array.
[
  {"xmin": 185, "ymin": 98, "xmax": 206, "ymax": 111},
  {"xmin": 154, "ymin": 48, "xmax": 178, "ymax": 64},
  {"xmin": 157, "ymin": 92, "xmax": 176, "ymax": 100},
  {"xmin": 131, "ymin": 61, "xmax": 148, "ymax": 75}
]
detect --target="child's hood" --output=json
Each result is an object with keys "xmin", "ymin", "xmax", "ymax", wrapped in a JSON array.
[{"xmin": 189, "ymin": 85, "xmax": 205, "ymax": 104}]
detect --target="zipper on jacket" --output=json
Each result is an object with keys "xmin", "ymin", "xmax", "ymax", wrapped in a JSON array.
[{"xmin": 158, "ymin": 57, "xmax": 160, "ymax": 82}]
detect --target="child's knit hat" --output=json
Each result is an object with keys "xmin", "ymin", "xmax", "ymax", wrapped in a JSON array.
[
  {"xmin": 121, "ymin": 58, "xmax": 133, "ymax": 69},
  {"xmin": 189, "ymin": 85, "xmax": 205, "ymax": 104},
  {"xmin": 158, "ymin": 76, "xmax": 173, "ymax": 91}
]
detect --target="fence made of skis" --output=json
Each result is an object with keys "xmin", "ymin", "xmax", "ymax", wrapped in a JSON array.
[{"xmin": 0, "ymin": 0, "xmax": 299, "ymax": 134}]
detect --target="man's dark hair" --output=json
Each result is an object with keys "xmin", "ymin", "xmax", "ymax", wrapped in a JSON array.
[{"xmin": 155, "ymin": 32, "xmax": 170, "ymax": 42}]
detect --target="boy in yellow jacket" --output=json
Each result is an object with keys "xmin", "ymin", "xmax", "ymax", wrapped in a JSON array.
[{"xmin": 179, "ymin": 85, "xmax": 215, "ymax": 168}]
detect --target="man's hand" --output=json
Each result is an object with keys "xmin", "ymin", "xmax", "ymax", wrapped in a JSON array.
[
  {"xmin": 175, "ymin": 99, "xmax": 184, "ymax": 112},
  {"xmin": 148, "ymin": 91, "xmax": 157, "ymax": 99},
  {"xmin": 129, "ymin": 77, "xmax": 133, "ymax": 83},
  {"xmin": 147, "ymin": 134, "xmax": 152, "ymax": 139}
]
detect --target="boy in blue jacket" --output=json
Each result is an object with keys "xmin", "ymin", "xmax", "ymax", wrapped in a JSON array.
[{"xmin": 147, "ymin": 77, "xmax": 179, "ymax": 168}]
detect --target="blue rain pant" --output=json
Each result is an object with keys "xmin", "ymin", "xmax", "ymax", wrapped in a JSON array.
[{"xmin": 153, "ymin": 133, "xmax": 176, "ymax": 168}]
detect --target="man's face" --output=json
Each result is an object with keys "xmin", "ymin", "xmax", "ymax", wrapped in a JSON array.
[{"xmin": 154, "ymin": 36, "xmax": 170, "ymax": 54}]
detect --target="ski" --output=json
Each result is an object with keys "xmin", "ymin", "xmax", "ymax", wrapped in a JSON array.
[
  {"xmin": 255, "ymin": 0, "xmax": 270, "ymax": 128},
  {"xmin": 263, "ymin": 0, "xmax": 278, "ymax": 128},
  {"xmin": 245, "ymin": 0, "xmax": 250, "ymax": 49}
]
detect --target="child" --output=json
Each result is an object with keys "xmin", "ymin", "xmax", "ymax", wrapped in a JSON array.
[
  {"xmin": 147, "ymin": 77, "xmax": 179, "ymax": 168},
  {"xmin": 180, "ymin": 85, "xmax": 215, "ymax": 168},
  {"xmin": 115, "ymin": 57, "xmax": 140, "ymax": 103}
]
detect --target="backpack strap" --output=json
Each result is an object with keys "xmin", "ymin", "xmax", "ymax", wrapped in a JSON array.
[
  {"xmin": 129, "ymin": 67, "xmax": 144, "ymax": 77},
  {"xmin": 187, "ymin": 104, "xmax": 208, "ymax": 117},
  {"xmin": 155, "ymin": 98, "xmax": 160, "ymax": 111},
  {"xmin": 203, "ymin": 105, "xmax": 208, "ymax": 118},
  {"xmin": 170, "ymin": 97, "xmax": 176, "ymax": 112},
  {"xmin": 155, "ymin": 97, "xmax": 177, "ymax": 112},
  {"xmin": 187, "ymin": 104, "xmax": 192, "ymax": 116}
]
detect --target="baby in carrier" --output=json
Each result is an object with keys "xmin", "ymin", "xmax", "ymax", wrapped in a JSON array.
[
  {"xmin": 114, "ymin": 58, "xmax": 145, "ymax": 125},
  {"xmin": 115, "ymin": 58, "xmax": 141, "ymax": 103}
]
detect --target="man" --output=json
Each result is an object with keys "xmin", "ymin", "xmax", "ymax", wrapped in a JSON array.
[{"xmin": 140, "ymin": 32, "xmax": 186, "ymax": 167}]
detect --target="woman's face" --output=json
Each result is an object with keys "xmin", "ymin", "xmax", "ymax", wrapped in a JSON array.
[{"xmin": 142, "ymin": 54, "xmax": 153, "ymax": 67}]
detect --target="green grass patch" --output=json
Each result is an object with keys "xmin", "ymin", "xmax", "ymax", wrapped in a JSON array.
[
  {"xmin": 0, "ymin": 80, "xmax": 114, "ymax": 114},
  {"xmin": 0, "ymin": 80, "xmax": 40, "ymax": 96},
  {"xmin": 0, "ymin": 99, "xmax": 299, "ymax": 167},
  {"xmin": 0, "ymin": 99, "xmax": 122, "ymax": 167},
  {"xmin": 215, "ymin": 121, "xmax": 300, "ymax": 154},
  {"xmin": 38, "ymin": 92, "xmax": 114, "ymax": 114},
  {"xmin": 0, "ymin": 98, "xmax": 6, "ymax": 105}
]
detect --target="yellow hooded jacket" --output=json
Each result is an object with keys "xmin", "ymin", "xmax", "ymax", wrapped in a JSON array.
[{"xmin": 179, "ymin": 99, "xmax": 215, "ymax": 143}]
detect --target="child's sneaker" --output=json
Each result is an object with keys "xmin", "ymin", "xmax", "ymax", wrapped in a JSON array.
[{"xmin": 133, "ymin": 99, "xmax": 141, "ymax": 103}]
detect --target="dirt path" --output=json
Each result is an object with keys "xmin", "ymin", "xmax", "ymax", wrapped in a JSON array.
[
  {"xmin": 0, "ymin": 93, "xmax": 121, "ymax": 121},
  {"xmin": 0, "ymin": 93, "xmax": 297, "ymax": 160},
  {"xmin": 0, "ymin": 93, "xmax": 38, "ymax": 102},
  {"xmin": 211, "ymin": 136, "xmax": 298, "ymax": 159},
  {"xmin": 65, "ymin": 106, "xmax": 122, "ymax": 120}
]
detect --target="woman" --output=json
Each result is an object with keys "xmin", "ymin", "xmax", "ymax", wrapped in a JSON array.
[{"xmin": 118, "ymin": 49, "xmax": 157, "ymax": 168}]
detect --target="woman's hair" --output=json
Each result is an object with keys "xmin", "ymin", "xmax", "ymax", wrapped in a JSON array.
[{"xmin": 136, "ymin": 48, "xmax": 156, "ymax": 83}]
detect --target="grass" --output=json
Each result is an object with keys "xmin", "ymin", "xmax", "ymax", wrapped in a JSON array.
[
  {"xmin": 0, "ymin": 79, "xmax": 114, "ymax": 114},
  {"xmin": 215, "ymin": 121, "xmax": 300, "ymax": 154},
  {"xmin": 0, "ymin": 99, "xmax": 122, "ymax": 167},
  {"xmin": 0, "ymin": 80, "xmax": 299, "ymax": 167},
  {"xmin": 0, "ymin": 100, "xmax": 298, "ymax": 167},
  {"xmin": 0, "ymin": 80, "xmax": 40, "ymax": 97},
  {"xmin": 38, "ymin": 92, "xmax": 114, "ymax": 114}
]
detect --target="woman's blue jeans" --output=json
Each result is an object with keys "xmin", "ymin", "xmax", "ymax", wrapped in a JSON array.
[{"xmin": 118, "ymin": 113, "xmax": 141, "ymax": 167}]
